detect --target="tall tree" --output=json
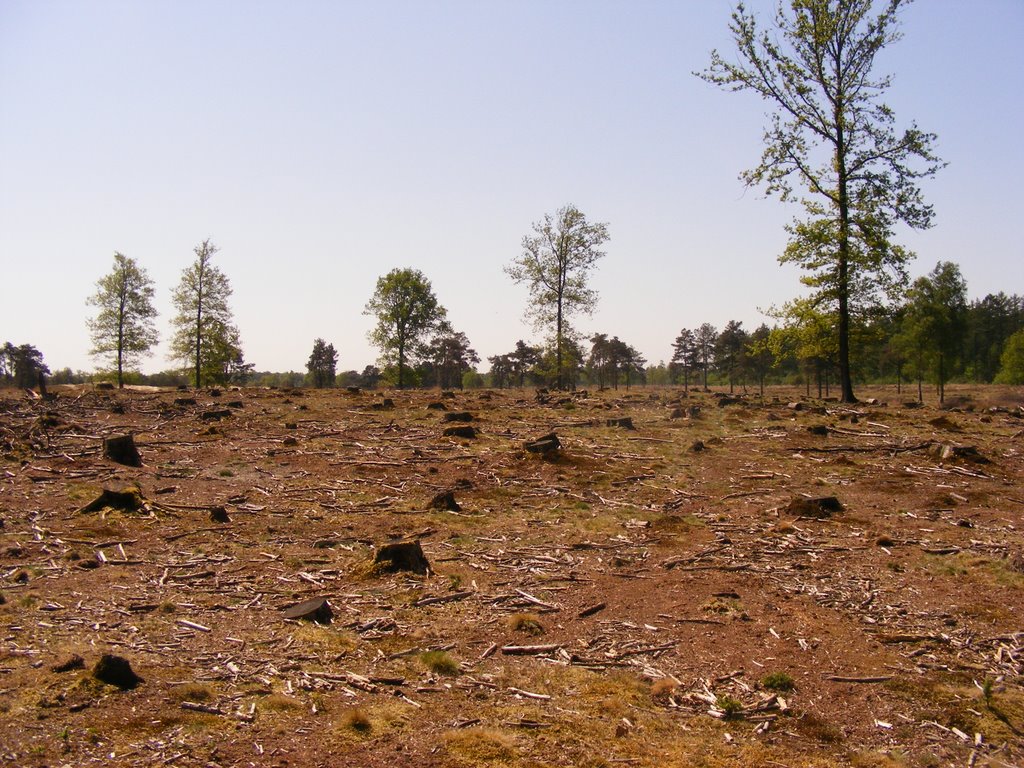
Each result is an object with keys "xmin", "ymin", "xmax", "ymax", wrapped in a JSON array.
[
  {"xmin": 364, "ymin": 268, "xmax": 446, "ymax": 389},
  {"xmin": 1, "ymin": 342, "xmax": 49, "ymax": 388},
  {"xmin": 899, "ymin": 261, "xmax": 968, "ymax": 403},
  {"xmin": 746, "ymin": 323, "xmax": 775, "ymax": 397},
  {"xmin": 169, "ymin": 239, "xmax": 241, "ymax": 388},
  {"xmin": 701, "ymin": 0, "xmax": 943, "ymax": 403},
  {"xmin": 693, "ymin": 323, "xmax": 718, "ymax": 390},
  {"xmin": 306, "ymin": 338, "xmax": 339, "ymax": 388},
  {"xmin": 509, "ymin": 340, "xmax": 542, "ymax": 387},
  {"xmin": 670, "ymin": 328, "xmax": 697, "ymax": 392},
  {"xmin": 588, "ymin": 333, "xmax": 612, "ymax": 389},
  {"xmin": 423, "ymin": 321, "xmax": 479, "ymax": 389},
  {"xmin": 506, "ymin": 205, "xmax": 609, "ymax": 389},
  {"xmin": 715, "ymin": 320, "xmax": 749, "ymax": 393},
  {"xmin": 87, "ymin": 252, "xmax": 159, "ymax": 388},
  {"xmin": 487, "ymin": 354, "xmax": 514, "ymax": 389}
]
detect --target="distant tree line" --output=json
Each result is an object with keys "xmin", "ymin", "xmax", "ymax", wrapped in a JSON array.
[{"xmin": 662, "ymin": 265, "xmax": 1024, "ymax": 398}]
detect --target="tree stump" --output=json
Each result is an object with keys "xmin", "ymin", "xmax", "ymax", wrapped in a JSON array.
[
  {"xmin": 282, "ymin": 597, "xmax": 333, "ymax": 624},
  {"xmin": 443, "ymin": 425, "xmax": 476, "ymax": 439},
  {"xmin": 103, "ymin": 434, "xmax": 141, "ymax": 467},
  {"xmin": 524, "ymin": 433, "xmax": 560, "ymax": 456},
  {"xmin": 200, "ymin": 409, "xmax": 232, "ymax": 421},
  {"xmin": 77, "ymin": 485, "xmax": 146, "ymax": 514},
  {"xmin": 93, "ymin": 654, "xmax": 141, "ymax": 689},
  {"xmin": 606, "ymin": 417, "xmax": 635, "ymax": 429},
  {"xmin": 443, "ymin": 411, "xmax": 474, "ymax": 423},
  {"xmin": 427, "ymin": 490, "xmax": 461, "ymax": 512},
  {"xmin": 786, "ymin": 496, "xmax": 843, "ymax": 518},
  {"xmin": 209, "ymin": 506, "xmax": 230, "ymax": 523},
  {"xmin": 374, "ymin": 540, "xmax": 431, "ymax": 575}
]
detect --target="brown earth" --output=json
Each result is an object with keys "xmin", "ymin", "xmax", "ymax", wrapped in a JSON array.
[{"xmin": 1, "ymin": 383, "xmax": 1022, "ymax": 768}]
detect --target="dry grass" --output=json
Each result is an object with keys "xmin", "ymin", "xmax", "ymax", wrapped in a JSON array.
[
  {"xmin": 507, "ymin": 613, "xmax": 545, "ymax": 636},
  {"xmin": 443, "ymin": 727, "xmax": 518, "ymax": 764}
]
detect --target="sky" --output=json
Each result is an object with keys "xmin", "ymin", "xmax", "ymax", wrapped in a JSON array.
[{"xmin": 1, "ymin": 0, "xmax": 1022, "ymax": 375}]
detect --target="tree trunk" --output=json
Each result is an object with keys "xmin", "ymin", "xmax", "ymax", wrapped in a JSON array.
[
  {"xmin": 835, "ymin": 106, "xmax": 857, "ymax": 404},
  {"xmin": 117, "ymin": 320, "xmax": 124, "ymax": 389},
  {"xmin": 397, "ymin": 340, "xmax": 405, "ymax": 389},
  {"xmin": 938, "ymin": 352, "xmax": 945, "ymax": 404}
]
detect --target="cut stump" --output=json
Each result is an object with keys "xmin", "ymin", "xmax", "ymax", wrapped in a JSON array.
[
  {"xmin": 786, "ymin": 496, "xmax": 844, "ymax": 519},
  {"xmin": 282, "ymin": 597, "xmax": 333, "ymax": 624},
  {"xmin": 103, "ymin": 434, "xmax": 141, "ymax": 467},
  {"xmin": 93, "ymin": 654, "xmax": 141, "ymax": 689},
  {"xmin": 374, "ymin": 540, "xmax": 431, "ymax": 575}
]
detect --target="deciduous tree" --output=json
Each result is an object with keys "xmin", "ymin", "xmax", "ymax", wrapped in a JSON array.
[
  {"xmin": 746, "ymin": 323, "xmax": 775, "ymax": 397},
  {"xmin": 169, "ymin": 239, "xmax": 243, "ymax": 388},
  {"xmin": 87, "ymin": 252, "xmax": 158, "ymax": 388},
  {"xmin": 506, "ymin": 205, "xmax": 609, "ymax": 389},
  {"xmin": 422, "ymin": 322, "xmax": 479, "ymax": 389},
  {"xmin": 995, "ymin": 329, "xmax": 1024, "ymax": 385},
  {"xmin": 899, "ymin": 261, "xmax": 967, "ymax": 403},
  {"xmin": 364, "ymin": 268, "xmax": 446, "ymax": 389},
  {"xmin": 306, "ymin": 338, "xmax": 339, "ymax": 388},
  {"xmin": 701, "ymin": 0, "xmax": 943, "ymax": 402}
]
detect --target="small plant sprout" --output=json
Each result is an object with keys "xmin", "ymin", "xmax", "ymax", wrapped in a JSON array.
[
  {"xmin": 761, "ymin": 672, "xmax": 795, "ymax": 693},
  {"xmin": 715, "ymin": 694, "xmax": 744, "ymax": 719}
]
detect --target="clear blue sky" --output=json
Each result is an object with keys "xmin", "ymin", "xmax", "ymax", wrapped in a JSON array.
[{"xmin": 2, "ymin": 0, "xmax": 1021, "ymax": 375}]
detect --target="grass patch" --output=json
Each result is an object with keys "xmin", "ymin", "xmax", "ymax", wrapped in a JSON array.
[
  {"xmin": 338, "ymin": 707, "xmax": 372, "ymax": 733},
  {"xmin": 701, "ymin": 597, "xmax": 749, "ymax": 620},
  {"xmin": 443, "ymin": 727, "xmax": 517, "ymax": 763},
  {"xmin": 507, "ymin": 613, "xmax": 545, "ymax": 636},
  {"xmin": 920, "ymin": 552, "xmax": 1024, "ymax": 589},
  {"xmin": 421, "ymin": 650, "xmax": 460, "ymax": 676},
  {"xmin": 259, "ymin": 693, "xmax": 303, "ymax": 712},
  {"xmin": 792, "ymin": 712, "xmax": 845, "ymax": 744},
  {"xmin": 168, "ymin": 683, "xmax": 215, "ymax": 703}
]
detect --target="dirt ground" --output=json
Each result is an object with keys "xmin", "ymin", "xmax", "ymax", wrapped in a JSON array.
[{"xmin": 1, "ymin": 383, "xmax": 1022, "ymax": 768}]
